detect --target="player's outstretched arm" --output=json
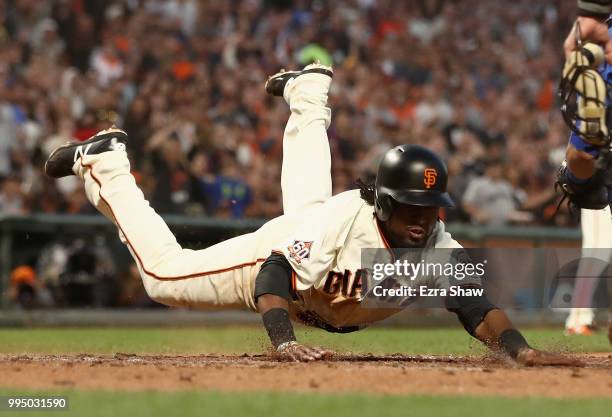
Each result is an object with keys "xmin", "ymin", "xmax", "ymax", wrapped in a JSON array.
[
  {"xmin": 473, "ymin": 309, "xmax": 585, "ymax": 367},
  {"xmin": 447, "ymin": 288, "xmax": 584, "ymax": 366},
  {"xmin": 255, "ymin": 253, "xmax": 333, "ymax": 362}
]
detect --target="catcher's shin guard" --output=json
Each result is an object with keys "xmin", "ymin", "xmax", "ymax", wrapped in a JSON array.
[{"xmin": 555, "ymin": 161, "xmax": 610, "ymax": 210}]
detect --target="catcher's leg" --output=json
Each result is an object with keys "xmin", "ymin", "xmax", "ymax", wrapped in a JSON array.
[
  {"xmin": 77, "ymin": 149, "xmax": 263, "ymax": 310},
  {"xmin": 267, "ymin": 63, "xmax": 333, "ymax": 215},
  {"xmin": 557, "ymin": 141, "xmax": 610, "ymax": 210},
  {"xmin": 566, "ymin": 208, "xmax": 612, "ymax": 334}
]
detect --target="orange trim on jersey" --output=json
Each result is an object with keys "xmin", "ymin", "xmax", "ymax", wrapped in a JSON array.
[
  {"xmin": 374, "ymin": 216, "xmax": 396, "ymax": 261},
  {"xmin": 375, "ymin": 218, "xmax": 392, "ymax": 249},
  {"xmin": 82, "ymin": 160, "xmax": 265, "ymax": 281}
]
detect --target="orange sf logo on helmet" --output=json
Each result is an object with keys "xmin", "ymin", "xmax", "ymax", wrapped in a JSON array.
[{"xmin": 424, "ymin": 168, "xmax": 437, "ymax": 189}]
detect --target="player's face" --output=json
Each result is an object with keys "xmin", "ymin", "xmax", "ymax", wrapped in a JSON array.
[{"xmin": 383, "ymin": 204, "xmax": 439, "ymax": 248}]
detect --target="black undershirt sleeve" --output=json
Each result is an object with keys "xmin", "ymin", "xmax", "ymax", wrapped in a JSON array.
[
  {"xmin": 445, "ymin": 287, "xmax": 497, "ymax": 336},
  {"xmin": 445, "ymin": 249, "xmax": 497, "ymax": 336},
  {"xmin": 254, "ymin": 252, "xmax": 293, "ymax": 302},
  {"xmin": 254, "ymin": 253, "xmax": 296, "ymax": 348},
  {"xmin": 446, "ymin": 289, "xmax": 530, "ymax": 358}
]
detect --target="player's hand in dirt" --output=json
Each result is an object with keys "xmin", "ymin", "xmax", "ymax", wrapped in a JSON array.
[
  {"xmin": 515, "ymin": 348, "xmax": 585, "ymax": 367},
  {"xmin": 275, "ymin": 342, "xmax": 334, "ymax": 362}
]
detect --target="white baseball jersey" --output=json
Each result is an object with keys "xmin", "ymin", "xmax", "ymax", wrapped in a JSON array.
[{"xmin": 276, "ymin": 189, "xmax": 462, "ymax": 329}]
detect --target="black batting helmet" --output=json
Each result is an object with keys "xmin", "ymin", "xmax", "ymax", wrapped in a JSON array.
[{"xmin": 374, "ymin": 144, "xmax": 454, "ymax": 221}]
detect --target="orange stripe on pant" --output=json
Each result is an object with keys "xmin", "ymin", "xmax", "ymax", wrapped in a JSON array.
[{"xmin": 82, "ymin": 160, "xmax": 266, "ymax": 281}]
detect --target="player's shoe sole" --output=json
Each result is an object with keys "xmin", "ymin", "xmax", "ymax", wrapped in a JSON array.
[
  {"xmin": 44, "ymin": 127, "xmax": 128, "ymax": 178},
  {"xmin": 564, "ymin": 324, "xmax": 597, "ymax": 336},
  {"xmin": 265, "ymin": 62, "xmax": 333, "ymax": 97}
]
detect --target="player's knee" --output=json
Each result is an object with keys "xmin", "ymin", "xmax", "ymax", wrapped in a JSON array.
[
  {"xmin": 141, "ymin": 278, "xmax": 178, "ymax": 306},
  {"xmin": 141, "ymin": 280, "xmax": 162, "ymax": 302}
]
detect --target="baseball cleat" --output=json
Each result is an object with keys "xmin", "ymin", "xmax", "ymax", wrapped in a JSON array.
[
  {"xmin": 265, "ymin": 69, "xmax": 301, "ymax": 96},
  {"xmin": 265, "ymin": 61, "xmax": 333, "ymax": 97},
  {"xmin": 44, "ymin": 126, "xmax": 128, "ymax": 178},
  {"xmin": 564, "ymin": 324, "xmax": 597, "ymax": 336}
]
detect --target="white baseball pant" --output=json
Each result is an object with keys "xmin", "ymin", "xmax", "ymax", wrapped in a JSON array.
[{"xmin": 565, "ymin": 207, "xmax": 612, "ymax": 329}]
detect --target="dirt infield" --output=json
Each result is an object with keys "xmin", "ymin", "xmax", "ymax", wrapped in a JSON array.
[{"xmin": 1, "ymin": 353, "xmax": 611, "ymax": 398}]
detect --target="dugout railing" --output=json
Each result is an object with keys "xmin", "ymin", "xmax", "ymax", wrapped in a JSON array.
[{"xmin": 0, "ymin": 213, "xmax": 581, "ymax": 308}]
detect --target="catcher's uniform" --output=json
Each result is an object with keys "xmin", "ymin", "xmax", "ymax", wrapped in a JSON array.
[
  {"xmin": 563, "ymin": 25, "xmax": 612, "ymax": 329},
  {"xmin": 565, "ymin": 208, "xmax": 612, "ymax": 329},
  {"xmin": 76, "ymin": 70, "xmax": 462, "ymax": 329}
]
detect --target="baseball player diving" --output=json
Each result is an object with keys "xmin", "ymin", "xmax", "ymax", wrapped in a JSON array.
[{"xmin": 45, "ymin": 63, "xmax": 579, "ymax": 365}]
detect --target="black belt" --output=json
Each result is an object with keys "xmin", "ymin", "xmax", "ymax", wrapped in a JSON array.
[{"xmin": 295, "ymin": 310, "xmax": 362, "ymax": 333}]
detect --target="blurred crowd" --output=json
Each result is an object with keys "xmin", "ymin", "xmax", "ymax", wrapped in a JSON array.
[
  {"xmin": 0, "ymin": 0, "xmax": 579, "ymax": 226},
  {"xmin": 8, "ymin": 238, "xmax": 163, "ymax": 309}
]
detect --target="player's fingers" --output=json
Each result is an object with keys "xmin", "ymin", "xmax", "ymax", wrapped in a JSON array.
[
  {"xmin": 302, "ymin": 346, "xmax": 331, "ymax": 359},
  {"xmin": 543, "ymin": 355, "xmax": 586, "ymax": 367},
  {"xmin": 279, "ymin": 345, "xmax": 332, "ymax": 362},
  {"xmin": 320, "ymin": 349, "xmax": 334, "ymax": 359},
  {"xmin": 277, "ymin": 350, "xmax": 297, "ymax": 362},
  {"xmin": 563, "ymin": 26, "xmax": 577, "ymax": 59},
  {"xmin": 297, "ymin": 345, "xmax": 333, "ymax": 362},
  {"xmin": 294, "ymin": 346, "xmax": 315, "ymax": 362},
  {"xmin": 304, "ymin": 346, "xmax": 323, "ymax": 359},
  {"xmin": 289, "ymin": 348, "xmax": 306, "ymax": 362},
  {"xmin": 277, "ymin": 345, "xmax": 315, "ymax": 362},
  {"xmin": 311, "ymin": 346, "xmax": 334, "ymax": 359},
  {"xmin": 519, "ymin": 350, "xmax": 586, "ymax": 367},
  {"xmin": 604, "ymin": 40, "xmax": 612, "ymax": 64},
  {"xmin": 275, "ymin": 345, "xmax": 301, "ymax": 362}
]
